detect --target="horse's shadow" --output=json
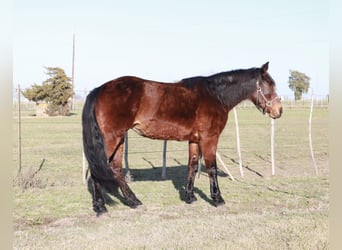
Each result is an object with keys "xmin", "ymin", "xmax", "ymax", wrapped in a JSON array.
[{"xmin": 87, "ymin": 164, "xmax": 229, "ymax": 208}]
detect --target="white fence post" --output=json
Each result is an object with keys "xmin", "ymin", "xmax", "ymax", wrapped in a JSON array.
[
  {"xmin": 309, "ymin": 91, "xmax": 318, "ymax": 176},
  {"xmin": 233, "ymin": 107, "xmax": 244, "ymax": 177},
  {"xmin": 270, "ymin": 119, "xmax": 275, "ymax": 176},
  {"xmin": 216, "ymin": 152, "xmax": 235, "ymax": 181}
]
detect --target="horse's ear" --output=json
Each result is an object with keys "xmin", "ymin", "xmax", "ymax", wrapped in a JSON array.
[{"xmin": 261, "ymin": 62, "xmax": 269, "ymax": 73}]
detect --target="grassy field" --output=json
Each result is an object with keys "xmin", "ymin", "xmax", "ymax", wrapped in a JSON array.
[{"xmin": 12, "ymin": 107, "xmax": 328, "ymax": 249}]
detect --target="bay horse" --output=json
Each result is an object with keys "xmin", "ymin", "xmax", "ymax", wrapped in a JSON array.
[{"xmin": 82, "ymin": 62, "xmax": 283, "ymax": 215}]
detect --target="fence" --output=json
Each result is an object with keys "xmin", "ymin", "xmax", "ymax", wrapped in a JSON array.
[{"xmin": 13, "ymin": 88, "xmax": 328, "ymax": 180}]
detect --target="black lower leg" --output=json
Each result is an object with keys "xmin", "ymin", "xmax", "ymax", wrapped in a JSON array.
[
  {"xmin": 209, "ymin": 166, "xmax": 225, "ymax": 207},
  {"xmin": 185, "ymin": 175, "xmax": 197, "ymax": 204}
]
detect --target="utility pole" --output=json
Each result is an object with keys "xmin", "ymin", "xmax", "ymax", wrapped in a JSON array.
[{"xmin": 71, "ymin": 32, "xmax": 75, "ymax": 110}]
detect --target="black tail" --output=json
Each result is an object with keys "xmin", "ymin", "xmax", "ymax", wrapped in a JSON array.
[{"xmin": 82, "ymin": 88, "xmax": 118, "ymax": 192}]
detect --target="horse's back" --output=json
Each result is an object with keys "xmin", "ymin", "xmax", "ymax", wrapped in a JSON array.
[{"xmin": 93, "ymin": 76, "xmax": 199, "ymax": 139}]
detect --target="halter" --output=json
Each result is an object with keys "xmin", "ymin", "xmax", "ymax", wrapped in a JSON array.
[{"xmin": 256, "ymin": 80, "xmax": 280, "ymax": 114}]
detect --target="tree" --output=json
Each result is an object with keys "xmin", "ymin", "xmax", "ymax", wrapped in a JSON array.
[
  {"xmin": 288, "ymin": 70, "xmax": 310, "ymax": 100},
  {"xmin": 22, "ymin": 67, "xmax": 74, "ymax": 116}
]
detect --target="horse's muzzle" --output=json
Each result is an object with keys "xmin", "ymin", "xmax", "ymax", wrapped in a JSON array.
[{"xmin": 269, "ymin": 104, "xmax": 283, "ymax": 119}]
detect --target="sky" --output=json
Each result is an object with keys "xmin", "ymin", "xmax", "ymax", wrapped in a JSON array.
[{"xmin": 13, "ymin": 0, "xmax": 329, "ymax": 99}]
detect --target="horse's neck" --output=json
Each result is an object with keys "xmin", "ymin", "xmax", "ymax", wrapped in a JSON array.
[{"xmin": 206, "ymin": 77, "xmax": 256, "ymax": 110}]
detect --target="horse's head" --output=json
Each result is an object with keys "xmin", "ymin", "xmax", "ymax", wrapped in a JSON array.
[{"xmin": 251, "ymin": 62, "xmax": 283, "ymax": 119}]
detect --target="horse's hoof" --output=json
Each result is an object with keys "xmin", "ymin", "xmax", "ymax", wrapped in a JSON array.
[
  {"xmin": 128, "ymin": 199, "xmax": 143, "ymax": 209},
  {"xmin": 213, "ymin": 197, "xmax": 225, "ymax": 207},
  {"xmin": 185, "ymin": 193, "xmax": 197, "ymax": 204},
  {"xmin": 94, "ymin": 206, "xmax": 108, "ymax": 217}
]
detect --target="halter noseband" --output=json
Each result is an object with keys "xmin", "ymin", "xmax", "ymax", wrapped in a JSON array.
[{"xmin": 256, "ymin": 80, "xmax": 280, "ymax": 114}]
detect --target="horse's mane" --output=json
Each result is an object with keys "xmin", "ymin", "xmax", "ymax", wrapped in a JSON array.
[
  {"xmin": 181, "ymin": 68, "xmax": 265, "ymax": 107},
  {"xmin": 182, "ymin": 68, "xmax": 264, "ymax": 88}
]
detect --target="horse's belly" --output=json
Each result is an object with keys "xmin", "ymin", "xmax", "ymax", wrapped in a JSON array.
[{"xmin": 131, "ymin": 120, "xmax": 194, "ymax": 141}]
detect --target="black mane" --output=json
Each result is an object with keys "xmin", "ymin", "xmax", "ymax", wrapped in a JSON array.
[
  {"xmin": 182, "ymin": 68, "xmax": 260, "ymax": 87},
  {"xmin": 208, "ymin": 68, "xmax": 258, "ymax": 84},
  {"xmin": 182, "ymin": 67, "xmax": 263, "ymax": 108}
]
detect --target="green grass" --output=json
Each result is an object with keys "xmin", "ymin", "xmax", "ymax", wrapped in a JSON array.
[{"xmin": 12, "ymin": 107, "xmax": 328, "ymax": 249}]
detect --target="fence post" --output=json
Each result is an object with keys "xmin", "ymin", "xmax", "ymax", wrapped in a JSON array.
[
  {"xmin": 270, "ymin": 118, "xmax": 275, "ymax": 176},
  {"xmin": 161, "ymin": 140, "xmax": 167, "ymax": 179},
  {"xmin": 309, "ymin": 91, "xmax": 318, "ymax": 175},
  {"xmin": 216, "ymin": 152, "xmax": 235, "ymax": 181},
  {"xmin": 124, "ymin": 133, "xmax": 132, "ymax": 181},
  {"xmin": 197, "ymin": 156, "xmax": 203, "ymax": 179},
  {"xmin": 233, "ymin": 107, "xmax": 244, "ymax": 177}
]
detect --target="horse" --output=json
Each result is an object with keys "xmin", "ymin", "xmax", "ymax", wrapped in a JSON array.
[{"xmin": 82, "ymin": 62, "xmax": 283, "ymax": 215}]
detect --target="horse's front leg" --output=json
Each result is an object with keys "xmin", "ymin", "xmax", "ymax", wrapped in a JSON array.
[
  {"xmin": 185, "ymin": 142, "xmax": 200, "ymax": 204},
  {"xmin": 200, "ymin": 138, "xmax": 225, "ymax": 207}
]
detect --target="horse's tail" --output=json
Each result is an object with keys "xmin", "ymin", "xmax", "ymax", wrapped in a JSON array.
[{"xmin": 82, "ymin": 87, "xmax": 118, "ymax": 192}]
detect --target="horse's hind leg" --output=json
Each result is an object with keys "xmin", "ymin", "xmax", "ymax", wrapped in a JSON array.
[
  {"xmin": 110, "ymin": 140, "xmax": 142, "ymax": 208},
  {"xmin": 91, "ymin": 176, "xmax": 108, "ymax": 216},
  {"xmin": 185, "ymin": 142, "xmax": 200, "ymax": 204}
]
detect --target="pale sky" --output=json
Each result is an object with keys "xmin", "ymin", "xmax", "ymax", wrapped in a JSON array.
[{"xmin": 13, "ymin": 0, "xmax": 329, "ymax": 98}]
